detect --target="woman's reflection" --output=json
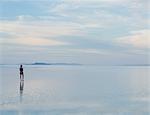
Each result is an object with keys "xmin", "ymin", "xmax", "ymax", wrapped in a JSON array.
[{"xmin": 20, "ymin": 80, "xmax": 24, "ymax": 103}]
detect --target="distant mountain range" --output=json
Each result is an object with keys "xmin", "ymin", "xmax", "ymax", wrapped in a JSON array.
[
  {"xmin": 24, "ymin": 62, "xmax": 82, "ymax": 66},
  {"xmin": 0, "ymin": 63, "xmax": 149, "ymax": 66}
]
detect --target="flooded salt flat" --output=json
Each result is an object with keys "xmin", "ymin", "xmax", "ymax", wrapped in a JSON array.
[{"xmin": 0, "ymin": 65, "xmax": 149, "ymax": 115}]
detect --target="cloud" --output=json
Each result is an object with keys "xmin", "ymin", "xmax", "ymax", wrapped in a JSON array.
[
  {"xmin": 67, "ymin": 48, "xmax": 109, "ymax": 55},
  {"xmin": 17, "ymin": 15, "xmax": 35, "ymax": 21},
  {"xmin": 0, "ymin": 20, "xmax": 83, "ymax": 37},
  {"xmin": 9, "ymin": 37, "xmax": 68, "ymax": 46},
  {"xmin": 116, "ymin": 29, "xmax": 150, "ymax": 49},
  {"xmin": 63, "ymin": 0, "xmax": 146, "ymax": 5},
  {"xmin": 0, "ymin": 19, "xmax": 84, "ymax": 46},
  {"xmin": 48, "ymin": 0, "xmax": 147, "ymax": 30},
  {"xmin": 63, "ymin": 0, "xmax": 125, "ymax": 3},
  {"xmin": 49, "ymin": 4, "xmax": 116, "ymax": 29}
]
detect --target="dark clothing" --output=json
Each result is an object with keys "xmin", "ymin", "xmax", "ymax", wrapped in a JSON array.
[{"xmin": 20, "ymin": 68, "xmax": 23, "ymax": 74}]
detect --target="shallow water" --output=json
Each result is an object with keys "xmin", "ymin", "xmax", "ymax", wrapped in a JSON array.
[{"xmin": 0, "ymin": 65, "xmax": 149, "ymax": 115}]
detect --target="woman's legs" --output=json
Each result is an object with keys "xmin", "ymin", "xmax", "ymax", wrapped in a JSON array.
[
  {"xmin": 22, "ymin": 73, "xmax": 24, "ymax": 80},
  {"xmin": 20, "ymin": 73, "xmax": 24, "ymax": 80}
]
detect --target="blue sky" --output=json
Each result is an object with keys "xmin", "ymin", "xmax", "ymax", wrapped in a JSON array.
[{"xmin": 0, "ymin": 0, "xmax": 149, "ymax": 65}]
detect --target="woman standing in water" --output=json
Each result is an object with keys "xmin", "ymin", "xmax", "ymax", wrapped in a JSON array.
[{"xmin": 20, "ymin": 65, "xmax": 24, "ymax": 80}]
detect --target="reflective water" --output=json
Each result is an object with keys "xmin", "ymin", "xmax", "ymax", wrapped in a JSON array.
[{"xmin": 0, "ymin": 65, "xmax": 149, "ymax": 115}]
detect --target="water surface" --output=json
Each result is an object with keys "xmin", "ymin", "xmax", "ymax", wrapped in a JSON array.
[{"xmin": 0, "ymin": 65, "xmax": 149, "ymax": 114}]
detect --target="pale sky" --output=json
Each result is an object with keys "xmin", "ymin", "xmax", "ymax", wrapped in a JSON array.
[{"xmin": 0, "ymin": 0, "xmax": 149, "ymax": 65}]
